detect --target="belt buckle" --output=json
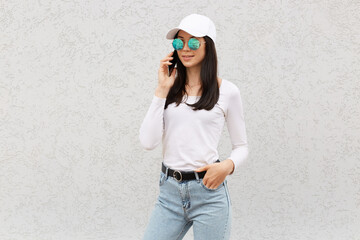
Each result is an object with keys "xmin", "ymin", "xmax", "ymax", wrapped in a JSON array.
[{"xmin": 173, "ymin": 170, "xmax": 182, "ymax": 182}]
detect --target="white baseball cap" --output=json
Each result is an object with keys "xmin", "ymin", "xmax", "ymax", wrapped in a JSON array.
[{"xmin": 166, "ymin": 13, "xmax": 216, "ymax": 44}]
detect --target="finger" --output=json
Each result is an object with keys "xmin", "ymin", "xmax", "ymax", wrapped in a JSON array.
[
  {"xmin": 160, "ymin": 61, "xmax": 172, "ymax": 70},
  {"xmin": 160, "ymin": 57, "xmax": 173, "ymax": 62},
  {"xmin": 161, "ymin": 58, "xmax": 172, "ymax": 63},
  {"xmin": 159, "ymin": 62, "xmax": 169, "ymax": 73},
  {"xmin": 202, "ymin": 178, "xmax": 207, "ymax": 186},
  {"xmin": 164, "ymin": 52, "xmax": 173, "ymax": 59},
  {"xmin": 160, "ymin": 58, "xmax": 173, "ymax": 64},
  {"xmin": 171, "ymin": 67, "xmax": 176, "ymax": 77},
  {"xmin": 208, "ymin": 181, "xmax": 217, "ymax": 189},
  {"xmin": 204, "ymin": 180, "xmax": 211, "ymax": 188},
  {"xmin": 159, "ymin": 63, "xmax": 173, "ymax": 76}
]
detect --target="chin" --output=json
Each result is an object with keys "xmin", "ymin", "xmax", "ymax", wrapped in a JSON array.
[{"xmin": 182, "ymin": 60, "xmax": 199, "ymax": 67}]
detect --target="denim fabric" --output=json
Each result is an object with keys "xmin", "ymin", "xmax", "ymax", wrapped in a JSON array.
[{"xmin": 143, "ymin": 163, "xmax": 232, "ymax": 240}]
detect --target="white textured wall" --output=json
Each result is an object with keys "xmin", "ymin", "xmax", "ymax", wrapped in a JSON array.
[{"xmin": 1, "ymin": 1, "xmax": 359, "ymax": 239}]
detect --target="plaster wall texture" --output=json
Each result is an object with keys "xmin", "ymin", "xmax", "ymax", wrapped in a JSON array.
[{"xmin": 0, "ymin": 0, "xmax": 359, "ymax": 239}]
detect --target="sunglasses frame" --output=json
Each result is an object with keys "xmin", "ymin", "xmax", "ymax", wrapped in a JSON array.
[{"xmin": 172, "ymin": 38, "xmax": 206, "ymax": 51}]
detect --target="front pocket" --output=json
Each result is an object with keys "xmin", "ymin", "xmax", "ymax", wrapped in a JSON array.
[
  {"xmin": 224, "ymin": 180, "xmax": 232, "ymax": 205},
  {"xmin": 200, "ymin": 179, "xmax": 224, "ymax": 191},
  {"xmin": 159, "ymin": 172, "xmax": 166, "ymax": 186}
]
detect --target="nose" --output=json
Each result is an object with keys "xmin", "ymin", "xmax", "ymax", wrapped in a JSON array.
[{"xmin": 182, "ymin": 40, "xmax": 191, "ymax": 51}]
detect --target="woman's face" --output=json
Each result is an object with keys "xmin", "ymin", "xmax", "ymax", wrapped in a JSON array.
[{"xmin": 176, "ymin": 30, "xmax": 206, "ymax": 68}]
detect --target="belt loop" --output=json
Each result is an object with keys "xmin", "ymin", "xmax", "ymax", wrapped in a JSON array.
[
  {"xmin": 165, "ymin": 166, "xmax": 169, "ymax": 180},
  {"xmin": 194, "ymin": 171, "xmax": 200, "ymax": 183}
]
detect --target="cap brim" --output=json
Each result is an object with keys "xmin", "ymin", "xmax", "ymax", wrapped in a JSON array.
[
  {"xmin": 166, "ymin": 27, "xmax": 205, "ymax": 40},
  {"xmin": 166, "ymin": 28, "xmax": 180, "ymax": 40}
]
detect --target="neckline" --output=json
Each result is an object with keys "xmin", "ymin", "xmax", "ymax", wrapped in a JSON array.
[{"xmin": 186, "ymin": 79, "xmax": 224, "ymax": 97}]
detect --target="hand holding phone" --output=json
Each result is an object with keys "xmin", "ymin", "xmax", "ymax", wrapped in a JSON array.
[
  {"xmin": 158, "ymin": 51, "xmax": 178, "ymax": 93},
  {"xmin": 168, "ymin": 50, "xmax": 178, "ymax": 77}
]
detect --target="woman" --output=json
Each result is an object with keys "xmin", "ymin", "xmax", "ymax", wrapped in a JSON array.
[{"xmin": 139, "ymin": 13, "xmax": 249, "ymax": 240}]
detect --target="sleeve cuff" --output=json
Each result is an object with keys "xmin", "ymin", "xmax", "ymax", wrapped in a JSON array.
[
  {"xmin": 227, "ymin": 158, "xmax": 236, "ymax": 175},
  {"xmin": 152, "ymin": 95, "xmax": 166, "ymax": 106}
]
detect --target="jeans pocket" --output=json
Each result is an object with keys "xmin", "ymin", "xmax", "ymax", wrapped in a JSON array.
[
  {"xmin": 224, "ymin": 179, "xmax": 232, "ymax": 205},
  {"xmin": 200, "ymin": 178, "xmax": 225, "ymax": 191},
  {"xmin": 159, "ymin": 171, "xmax": 166, "ymax": 186}
]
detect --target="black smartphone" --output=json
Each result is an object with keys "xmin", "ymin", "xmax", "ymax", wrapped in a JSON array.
[{"xmin": 168, "ymin": 50, "xmax": 179, "ymax": 77}]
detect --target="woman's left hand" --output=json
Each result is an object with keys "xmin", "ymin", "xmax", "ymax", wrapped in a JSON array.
[{"xmin": 194, "ymin": 159, "xmax": 234, "ymax": 189}]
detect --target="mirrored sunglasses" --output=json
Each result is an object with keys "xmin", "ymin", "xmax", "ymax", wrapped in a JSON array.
[{"xmin": 172, "ymin": 38, "xmax": 206, "ymax": 51}]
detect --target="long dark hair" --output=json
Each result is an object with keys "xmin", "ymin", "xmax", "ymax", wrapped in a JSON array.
[{"xmin": 164, "ymin": 31, "xmax": 219, "ymax": 111}]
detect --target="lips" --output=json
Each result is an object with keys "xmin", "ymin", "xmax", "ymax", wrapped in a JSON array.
[{"xmin": 182, "ymin": 55, "xmax": 194, "ymax": 61}]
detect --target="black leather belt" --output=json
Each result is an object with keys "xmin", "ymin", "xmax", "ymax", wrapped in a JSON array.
[{"xmin": 161, "ymin": 159, "xmax": 220, "ymax": 182}]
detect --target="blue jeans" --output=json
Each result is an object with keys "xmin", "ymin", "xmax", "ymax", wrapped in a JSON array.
[{"xmin": 143, "ymin": 162, "xmax": 232, "ymax": 240}]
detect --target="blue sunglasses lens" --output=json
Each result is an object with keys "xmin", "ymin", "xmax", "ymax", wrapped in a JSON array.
[
  {"xmin": 172, "ymin": 38, "xmax": 183, "ymax": 50},
  {"xmin": 188, "ymin": 38, "xmax": 200, "ymax": 50},
  {"xmin": 172, "ymin": 38, "xmax": 201, "ymax": 50}
]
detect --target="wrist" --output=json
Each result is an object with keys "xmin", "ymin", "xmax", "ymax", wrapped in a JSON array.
[
  {"xmin": 155, "ymin": 86, "xmax": 169, "ymax": 98},
  {"xmin": 223, "ymin": 159, "xmax": 235, "ymax": 175}
]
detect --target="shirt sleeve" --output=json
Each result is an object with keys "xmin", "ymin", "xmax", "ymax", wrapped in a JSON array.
[
  {"xmin": 225, "ymin": 86, "xmax": 249, "ymax": 174},
  {"xmin": 139, "ymin": 95, "xmax": 166, "ymax": 150}
]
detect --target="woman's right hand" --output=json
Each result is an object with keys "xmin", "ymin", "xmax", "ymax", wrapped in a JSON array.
[{"xmin": 157, "ymin": 51, "xmax": 177, "ymax": 91}]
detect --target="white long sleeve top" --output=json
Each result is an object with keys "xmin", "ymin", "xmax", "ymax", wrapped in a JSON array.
[{"xmin": 139, "ymin": 78, "xmax": 249, "ymax": 174}]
